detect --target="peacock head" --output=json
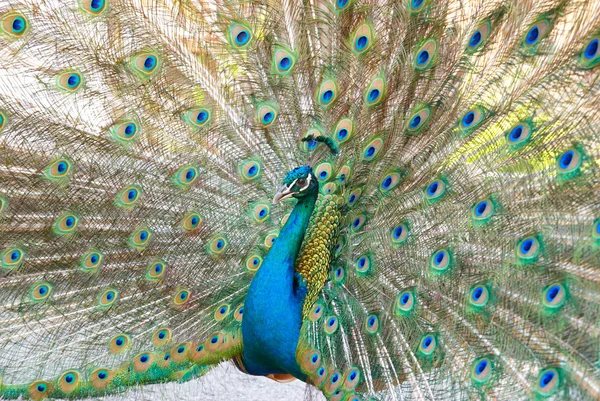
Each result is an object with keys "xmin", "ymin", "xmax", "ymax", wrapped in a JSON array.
[{"xmin": 273, "ymin": 166, "xmax": 318, "ymax": 203}]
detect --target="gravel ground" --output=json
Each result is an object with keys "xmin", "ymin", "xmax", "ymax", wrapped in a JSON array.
[{"xmin": 105, "ymin": 364, "xmax": 327, "ymax": 401}]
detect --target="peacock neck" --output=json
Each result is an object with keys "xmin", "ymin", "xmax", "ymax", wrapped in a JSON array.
[
  {"xmin": 241, "ymin": 189, "xmax": 318, "ymax": 379},
  {"xmin": 272, "ymin": 192, "xmax": 319, "ymax": 267}
]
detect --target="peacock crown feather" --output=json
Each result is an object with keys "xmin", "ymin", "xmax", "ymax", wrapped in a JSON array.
[{"xmin": 283, "ymin": 166, "xmax": 314, "ymax": 186}]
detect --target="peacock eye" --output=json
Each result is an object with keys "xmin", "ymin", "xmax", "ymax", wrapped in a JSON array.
[{"xmin": 297, "ymin": 178, "xmax": 307, "ymax": 187}]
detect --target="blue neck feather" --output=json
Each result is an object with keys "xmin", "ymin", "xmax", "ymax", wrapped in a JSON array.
[{"xmin": 241, "ymin": 189, "xmax": 318, "ymax": 379}]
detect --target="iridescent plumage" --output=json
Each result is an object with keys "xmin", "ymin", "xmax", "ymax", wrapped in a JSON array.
[{"xmin": 1, "ymin": 0, "xmax": 600, "ymax": 400}]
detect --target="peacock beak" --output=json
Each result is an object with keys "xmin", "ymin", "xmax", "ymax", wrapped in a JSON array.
[{"xmin": 273, "ymin": 185, "xmax": 294, "ymax": 204}]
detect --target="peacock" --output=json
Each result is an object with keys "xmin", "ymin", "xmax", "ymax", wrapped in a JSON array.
[{"xmin": 0, "ymin": 0, "xmax": 599, "ymax": 399}]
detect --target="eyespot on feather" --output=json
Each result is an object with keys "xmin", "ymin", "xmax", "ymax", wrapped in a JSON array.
[
  {"xmin": 350, "ymin": 213, "xmax": 367, "ymax": 232},
  {"xmin": 207, "ymin": 235, "xmax": 228, "ymax": 255},
  {"xmin": 29, "ymin": 381, "xmax": 52, "ymax": 401},
  {"xmin": 342, "ymin": 367, "xmax": 360, "ymax": 391},
  {"xmin": 58, "ymin": 370, "xmax": 81, "ymax": 393},
  {"xmin": 329, "ymin": 389, "xmax": 343, "ymax": 401},
  {"xmin": 333, "ymin": 235, "xmax": 346, "ymax": 257},
  {"xmin": 379, "ymin": 169, "xmax": 404, "ymax": 193},
  {"xmin": 363, "ymin": 75, "xmax": 386, "ymax": 106},
  {"xmin": 395, "ymin": 288, "xmax": 416, "ymax": 315},
  {"xmin": 315, "ymin": 162, "xmax": 333, "ymax": 182},
  {"xmin": 97, "ymin": 288, "xmax": 118, "ymax": 308},
  {"xmin": 1, "ymin": 12, "xmax": 29, "ymax": 39},
  {"xmin": 80, "ymin": 248, "xmax": 103, "ymax": 272},
  {"xmin": 256, "ymin": 103, "xmax": 278, "ymax": 126},
  {"xmin": 424, "ymin": 178, "xmax": 447, "ymax": 202},
  {"xmin": 466, "ymin": 21, "xmax": 492, "ymax": 53},
  {"xmin": 179, "ymin": 211, "xmax": 202, "ymax": 232},
  {"xmin": 90, "ymin": 368, "xmax": 113, "ymax": 390},
  {"xmin": 205, "ymin": 333, "xmax": 223, "ymax": 352},
  {"xmin": 0, "ymin": 111, "xmax": 6, "ymax": 131},
  {"xmin": 172, "ymin": 165, "xmax": 199, "ymax": 189},
  {"xmin": 80, "ymin": 0, "xmax": 107, "ymax": 14},
  {"xmin": 228, "ymin": 22, "xmax": 253, "ymax": 49},
  {"xmin": 355, "ymin": 253, "xmax": 373, "ymax": 275},
  {"xmin": 350, "ymin": 22, "xmax": 374, "ymax": 55},
  {"xmin": 272, "ymin": 46, "xmax": 297, "ymax": 75},
  {"xmin": 459, "ymin": 106, "xmax": 486, "ymax": 133},
  {"xmin": 324, "ymin": 371, "xmax": 343, "ymax": 395},
  {"xmin": 364, "ymin": 314, "xmax": 380, "ymax": 334},
  {"xmin": 238, "ymin": 159, "xmax": 262, "ymax": 181},
  {"xmin": 542, "ymin": 283, "xmax": 568, "ymax": 310},
  {"xmin": 312, "ymin": 366, "xmax": 328, "ymax": 387},
  {"xmin": 535, "ymin": 367, "xmax": 562, "ymax": 397},
  {"xmin": 133, "ymin": 352, "xmax": 155, "ymax": 372},
  {"xmin": 114, "ymin": 185, "xmax": 142, "ymax": 209},
  {"xmin": 234, "ymin": 304, "xmax": 244, "ymax": 321},
  {"xmin": 593, "ymin": 218, "xmax": 600, "ymax": 242},
  {"xmin": 406, "ymin": 105, "xmax": 431, "ymax": 133},
  {"xmin": 30, "ymin": 282, "xmax": 52, "ymax": 302},
  {"xmin": 408, "ymin": 0, "xmax": 429, "ymax": 13},
  {"xmin": 145, "ymin": 258, "xmax": 167, "ymax": 281},
  {"xmin": 324, "ymin": 316, "xmax": 339, "ymax": 334},
  {"xmin": 53, "ymin": 213, "xmax": 79, "ymax": 235},
  {"xmin": 390, "ymin": 222, "xmax": 409, "ymax": 246},
  {"xmin": 556, "ymin": 148, "xmax": 583, "ymax": 177},
  {"xmin": 321, "ymin": 182, "xmax": 337, "ymax": 195},
  {"xmin": 516, "ymin": 235, "xmax": 541, "ymax": 262},
  {"xmin": 128, "ymin": 226, "xmax": 152, "ymax": 250},
  {"xmin": 471, "ymin": 357, "xmax": 493, "ymax": 384},
  {"xmin": 263, "ymin": 230, "xmax": 278, "ymax": 249},
  {"xmin": 414, "ymin": 39, "xmax": 437, "ymax": 70},
  {"xmin": 346, "ymin": 187, "xmax": 362, "ymax": 207},
  {"xmin": 152, "ymin": 328, "xmax": 172, "ymax": 347},
  {"xmin": 43, "ymin": 158, "xmax": 73, "ymax": 183},
  {"xmin": 430, "ymin": 249, "xmax": 452, "ymax": 273},
  {"xmin": 471, "ymin": 198, "xmax": 495, "ymax": 224},
  {"xmin": 522, "ymin": 18, "xmax": 553, "ymax": 51},
  {"xmin": 130, "ymin": 50, "xmax": 160, "ymax": 77},
  {"xmin": 250, "ymin": 203, "xmax": 270, "ymax": 224},
  {"xmin": 56, "ymin": 71, "xmax": 83, "ymax": 92},
  {"xmin": 244, "ymin": 252, "xmax": 263, "ymax": 272},
  {"xmin": 109, "ymin": 334, "xmax": 131, "ymax": 354},
  {"xmin": 316, "ymin": 78, "xmax": 339, "ymax": 108},
  {"xmin": 334, "ymin": 118, "xmax": 354, "ymax": 144},
  {"xmin": 332, "ymin": 265, "xmax": 346, "ymax": 284},
  {"xmin": 309, "ymin": 302, "xmax": 325, "ymax": 321},
  {"xmin": 173, "ymin": 289, "xmax": 191, "ymax": 306},
  {"xmin": 214, "ymin": 303, "xmax": 230, "ymax": 321},
  {"xmin": 183, "ymin": 107, "xmax": 212, "ymax": 128},
  {"xmin": 300, "ymin": 349, "xmax": 321, "ymax": 374},
  {"xmin": 335, "ymin": 0, "xmax": 352, "ymax": 12},
  {"xmin": 1, "ymin": 246, "xmax": 25, "ymax": 270},
  {"xmin": 418, "ymin": 333, "xmax": 437, "ymax": 356},
  {"xmin": 362, "ymin": 137, "xmax": 384, "ymax": 161},
  {"xmin": 469, "ymin": 284, "xmax": 491, "ymax": 308},
  {"xmin": 580, "ymin": 36, "xmax": 600, "ymax": 69},
  {"xmin": 158, "ymin": 352, "xmax": 172, "ymax": 367},
  {"xmin": 505, "ymin": 122, "xmax": 533, "ymax": 149},
  {"xmin": 109, "ymin": 120, "xmax": 140, "ymax": 145}
]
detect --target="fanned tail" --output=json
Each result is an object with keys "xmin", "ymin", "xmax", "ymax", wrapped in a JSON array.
[
  {"xmin": 291, "ymin": 0, "xmax": 600, "ymax": 400},
  {"xmin": 1, "ymin": 0, "xmax": 600, "ymax": 399},
  {"xmin": 0, "ymin": 0, "xmax": 295, "ymax": 398}
]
